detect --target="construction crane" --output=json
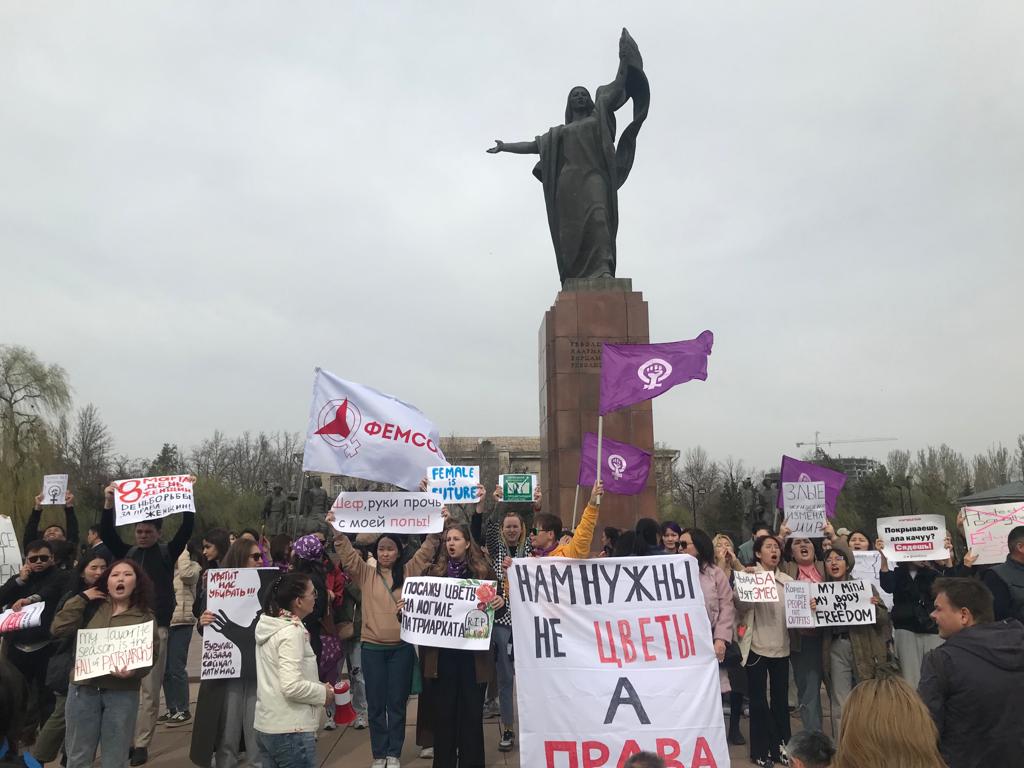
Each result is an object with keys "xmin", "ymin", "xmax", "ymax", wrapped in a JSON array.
[{"xmin": 795, "ymin": 432, "xmax": 898, "ymax": 452}]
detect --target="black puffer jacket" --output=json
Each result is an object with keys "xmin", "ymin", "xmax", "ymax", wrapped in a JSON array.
[
  {"xmin": 0, "ymin": 566, "xmax": 72, "ymax": 645},
  {"xmin": 918, "ymin": 619, "xmax": 1024, "ymax": 768},
  {"xmin": 879, "ymin": 563, "xmax": 952, "ymax": 634}
]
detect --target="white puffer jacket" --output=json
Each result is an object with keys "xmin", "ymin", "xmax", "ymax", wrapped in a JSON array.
[{"xmin": 254, "ymin": 613, "xmax": 325, "ymax": 734}]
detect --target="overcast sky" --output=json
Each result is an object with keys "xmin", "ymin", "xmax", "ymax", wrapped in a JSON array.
[{"xmin": 2, "ymin": 2, "xmax": 1022, "ymax": 474}]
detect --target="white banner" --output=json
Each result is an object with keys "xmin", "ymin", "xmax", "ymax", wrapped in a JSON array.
[
  {"xmin": 0, "ymin": 602, "xmax": 45, "ymax": 634},
  {"xmin": 201, "ymin": 568, "xmax": 278, "ymax": 679},
  {"xmin": 74, "ymin": 620, "xmax": 154, "ymax": 681},
  {"xmin": 113, "ymin": 475, "xmax": 195, "ymax": 526},
  {"xmin": 330, "ymin": 492, "xmax": 444, "ymax": 534},
  {"xmin": 302, "ymin": 368, "xmax": 446, "ymax": 491},
  {"xmin": 877, "ymin": 514, "xmax": 948, "ymax": 563},
  {"xmin": 782, "ymin": 481, "xmax": 827, "ymax": 538},
  {"xmin": 962, "ymin": 503, "xmax": 1024, "ymax": 566},
  {"xmin": 399, "ymin": 577, "xmax": 496, "ymax": 650},
  {"xmin": 0, "ymin": 516, "xmax": 21, "ymax": 585},
  {"xmin": 734, "ymin": 570, "xmax": 779, "ymax": 602},
  {"xmin": 508, "ymin": 555, "xmax": 729, "ymax": 768},
  {"xmin": 41, "ymin": 474, "xmax": 69, "ymax": 506},
  {"xmin": 852, "ymin": 551, "xmax": 893, "ymax": 610},
  {"xmin": 426, "ymin": 466, "xmax": 480, "ymax": 505},
  {"xmin": 784, "ymin": 579, "xmax": 876, "ymax": 628}
]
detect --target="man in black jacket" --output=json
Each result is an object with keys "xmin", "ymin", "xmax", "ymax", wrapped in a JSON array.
[
  {"xmin": 980, "ymin": 525, "xmax": 1024, "ymax": 622},
  {"xmin": 918, "ymin": 577, "xmax": 1024, "ymax": 768},
  {"xmin": 23, "ymin": 491, "xmax": 79, "ymax": 545},
  {"xmin": 101, "ymin": 481, "xmax": 195, "ymax": 766},
  {"xmin": 0, "ymin": 539, "xmax": 72, "ymax": 736}
]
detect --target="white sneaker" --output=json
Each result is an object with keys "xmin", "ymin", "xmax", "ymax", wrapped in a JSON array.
[
  {"xmin": 371, "ymin": 760, "xmax": 386, "ymax": 768},
  {"xmin": 386, "ymin": 759, "xmax": 401, "ymax": 768},
  {"xmin": 418, "ymin": 746, "xmax": 434, "ymax": 758},
  {"xmin": 324, "ymin": 719, "xmax": 337, "ymax": 731},
  {"xmin": 354, "ymin": 713, "xmax": 368, "ymax": 729}
]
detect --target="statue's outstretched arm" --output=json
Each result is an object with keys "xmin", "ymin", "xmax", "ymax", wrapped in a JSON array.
[
  {"xmin": 486, "ymin": 139, "xmax": 539, "ymax": 155},
  {"xmin": 597, "ymin": 28, "xmax": 642, "ymax": 110}
]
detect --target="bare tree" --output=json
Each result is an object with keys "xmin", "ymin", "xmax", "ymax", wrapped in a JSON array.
[{"xmin": 886, "ymin": 449, "xmax": 911, "ymax": 483}]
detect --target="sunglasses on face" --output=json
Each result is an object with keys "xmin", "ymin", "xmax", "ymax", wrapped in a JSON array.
[
  {"xmin": 250, "ymin": 553, "xmax": 263, "ymax": 561},
  {"xmin": 27, "ymin": 555, "xmax": 51, "ymax": 563}
]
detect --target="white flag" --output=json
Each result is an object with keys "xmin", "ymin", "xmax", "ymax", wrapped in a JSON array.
[{"xmin": 301, "ymin": 368, "xmax": 446, "ymax": 491}]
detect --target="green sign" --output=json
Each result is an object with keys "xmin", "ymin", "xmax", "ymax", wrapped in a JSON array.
[{"xmin": 501, "ymin": 474, "xmax": 535, "ymax": 503}]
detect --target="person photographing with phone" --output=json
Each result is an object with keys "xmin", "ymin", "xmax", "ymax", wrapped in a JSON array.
[{"xmin": 51, "ymin": 559, "xmax": 159, "ymax": 768}]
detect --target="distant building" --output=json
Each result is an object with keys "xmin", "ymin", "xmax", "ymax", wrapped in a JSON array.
[{"xmin": 830, "ymin": 456, "xmax": 881, "ymax": 481}]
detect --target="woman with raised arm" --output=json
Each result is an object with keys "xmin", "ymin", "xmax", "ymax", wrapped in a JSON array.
[{"xmin": 486, "ymin": 28, "xmax": 649, "ymax": 284}]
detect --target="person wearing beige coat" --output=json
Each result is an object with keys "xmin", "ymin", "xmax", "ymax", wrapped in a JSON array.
[{"xmin": 161, "ymin": 546, "xmax": 201, "ymax": 724}]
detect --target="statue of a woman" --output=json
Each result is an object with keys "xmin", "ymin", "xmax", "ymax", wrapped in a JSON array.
[{"xmin": 488, "ymin": 28, "xmax": 649, "ymax": 285}]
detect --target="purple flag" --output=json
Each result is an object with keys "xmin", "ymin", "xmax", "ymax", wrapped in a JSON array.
[
  {"xmin": 599, "ymin": 331, "xmax": 714, "ymax": 415},
  {"xmin": 577, "ymin": 432, "xmax": 652, "ymax": 496},
  {"xmin": 776, "ymin": 455, "xmax": 847, "ymax": 518}
]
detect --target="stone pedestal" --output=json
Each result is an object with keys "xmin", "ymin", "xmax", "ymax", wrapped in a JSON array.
[{"xmin": 539, "ymin": 277, "xmax": 657, "ymax": 539}]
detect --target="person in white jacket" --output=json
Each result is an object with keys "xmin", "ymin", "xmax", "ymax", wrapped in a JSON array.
[{"xmin": 255, "ymin": 572, "xmax": 333, "ymax": 768}]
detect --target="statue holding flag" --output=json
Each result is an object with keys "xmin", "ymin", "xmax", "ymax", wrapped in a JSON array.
[{"xmin": 487, "ymin": 28, "xmax": 650, "ymax": 285}]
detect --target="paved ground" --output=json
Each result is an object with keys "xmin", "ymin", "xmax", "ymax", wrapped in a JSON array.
[{"xmin": 135, "ymin": 634, "xmax": 821, "ymax": 768}]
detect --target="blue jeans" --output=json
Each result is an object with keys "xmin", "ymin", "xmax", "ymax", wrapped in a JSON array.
[
  {"xmin": 492, "ymin": 623, "xmax": 516, "ymax": 727},
  {"xmin": 162, "ymin": 624, "xmax": 192, "ymax": 714},
  {"xmin": 790, "ymin": 633, "xmax": 824, "ymax": 733},
  {"xmin": 361, "ymin": 643, "xmax": 414, "ymax": 759},
  {"xmin": 65, "ymin": 684, "xmax": 140, "ymax": 768},
  {"xmin": 256, "ymin": 731, "xmax": 316, "ymax": 768}
]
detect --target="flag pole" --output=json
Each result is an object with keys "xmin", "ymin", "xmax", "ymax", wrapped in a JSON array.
[
  {"xmin": 595, "ymin": 415, "xmax": 603, "ymax": 507},
  {"xmin": 570, "ymin": 485, "xmax": 581, "ymax": 529}
]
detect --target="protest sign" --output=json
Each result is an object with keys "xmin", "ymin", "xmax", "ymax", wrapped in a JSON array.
[
  {"xmin": 113, "ymin": 475, "xmax": 195, "ymax": 526},
  {"xmin": 784, "ymin": 581, "xmax": 814, "ymax": 629},
  {"xmin": 41, "ymin": 474, "xmax": 68, "ymax": 506},
  {"xmin": 0, "ymin": 516, "xmax": 21, "ymax": 585},
  {"xmin": 329, "ymin": 492, "xmax": 444, "ymax": 534},
  {"xmin": 0, "ymin": 602, "xmax": 45, "ymax": 634},
  {"xmin": 400, "ymin": 576, "xmax": 496, "ymax": 651},
  {"xmin": 508, "ymin": 555, "xmax": 728, "ymax": 768},
  {"xmin": 427, "ymin": 465, "xmax": 480, "ymax": 504},
  {"xmin": 500, "ymin": 474, "xmax": 536, "ymax": 503},
  {"xmin": 74, "ymin": 620, "xmax": 154, "ymax": 681},
  {"xmin": 877, "ymin": 514, "xmax": 948, "ymax": 563},
  {"xmin": 784, "ymin": 579, "xmax": 876, "ymax": 628},
  {"xmin": 852, "ymin": 550, "xmax": 893, "ymax": 609},
  {"xmin": 782, "ymin": 481, "xmax": 827, "ymax": 538},
  {"xmin": 734, "ymin": 570, "xmax": 779, "ymax": 602},
  {"xmin": 777, "ymin": 455, "xmax": 847, "ymax": 518},
  {"xmin": 201, "ymin": 568, "xmax": 279, "ymax": 679},
  {"xmin": 962, "ymin": 503, "xmax": 1024, "ymax": 566}
]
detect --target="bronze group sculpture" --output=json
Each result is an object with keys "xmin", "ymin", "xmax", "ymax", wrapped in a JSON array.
[{"xmin": 488, "ymin": 28, "xmax": 649, "ymax": 285}]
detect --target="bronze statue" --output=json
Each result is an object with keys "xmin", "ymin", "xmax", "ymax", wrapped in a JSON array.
[{"xmin": 488, "ymin": 28, "xmax": 649, "ymax": 285}]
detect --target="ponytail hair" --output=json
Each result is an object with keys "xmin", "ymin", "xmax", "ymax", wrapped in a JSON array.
[{"xmin": 263, "ymin": 572, "xmax": 311, "ymax": 617}]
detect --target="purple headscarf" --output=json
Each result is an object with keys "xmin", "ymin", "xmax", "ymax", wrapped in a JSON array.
[{"xmin": 292, "ymin": 534, "xmax": 324, "ymax": 561}]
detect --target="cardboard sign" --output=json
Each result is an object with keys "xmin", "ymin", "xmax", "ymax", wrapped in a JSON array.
[
  {"xmin": 784, "ymin": 579, "xmax": 876, "ymax": 628},
  {"xmin": 500, "ymin": 474, "xmax": 536, "ymax": 503},
  {"xmin": 734, "ymin": 570, "xmax": 779, "ymax": 602},
  {"xmin": 426, "ymin": 465, "xmax": 479, "ymax": 504},
  {"xmin": 329, "ymin": 492, "xmax": 444, "ymax": 534},
  {"xmin": 782, "ymin": 481, "xmax": 827, "ymax": 538},
  {"xmin": 508, "ymin": 555, "xmax": 728, "ymax": 768},
  {"xmin": 201, "ymin": 568, "xmax": 279, "ymax": 680},
  {"xmin": 852, "ymin": 551, "xmax": 893, "ymax": 610},
  {"xmin": 41, "ymin": 474, "xmax": 69, "ymax": 506},
  {"xmin": 877, "ymin": 514, "xmax": 948, "ymax": 563},
  {"xmin": 962, "ymin": 503, "xmax": 1024, "ymax": 566},
  {"xmin": 74, "ymin": 620, "xmax": 154, "ymax": 681},
  {"xmin": 400, "ymin": 576, "xmax": 496, "ymax": 650},
  {"xmin": 0, "ymin": 602, "xmax": 45, "ymax": 634},
  {"xmin": 113, "ymin": 475, "xmax": 195, "ymax": 526},
  {"xmin": 0, "ymin": 516, "xmax": 21, "ymax": 585}
]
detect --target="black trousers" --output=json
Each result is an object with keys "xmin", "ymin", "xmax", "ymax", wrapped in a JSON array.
[
  {"xmin": 7, "ymin": 644, "xmax": 55, "ymax": 734},
  {"xmin": 745, "ymin": 651, "xmax": 791, "ymax": 762},
  {"xmin": 433, "ymin": 649, "xmax": 486, "ymax": 768}
]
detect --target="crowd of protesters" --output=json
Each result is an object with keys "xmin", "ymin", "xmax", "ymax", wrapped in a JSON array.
[{"xmin": 2, "ymin": 479, "xmax": 1023, "ymax": 768}]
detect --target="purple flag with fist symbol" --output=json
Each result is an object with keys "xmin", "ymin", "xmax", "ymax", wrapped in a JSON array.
[
  {"xmin": 598, "ymin": 331, "xmax": 714, "ymax": 415},
  {"xmin": 578, "ymin": 432, "xmax": 652, "ymax": 495}
]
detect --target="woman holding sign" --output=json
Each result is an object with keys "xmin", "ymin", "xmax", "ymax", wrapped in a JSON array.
[
  {"xmin": 735, "ymin": 535, "xmax": 793, "ymax": 768},
  {"xmin": 422, "ymin": 523, "xmax": 504, "ymax": 768},
  {"xmin": 820, "ymin": 545, "xmax": 892, "ymax": 729},
  {"xmin": 51, "ymin": 559, "xmax": 159, "ymax": 768},
  {"xmin": 330, "ymin": 519, "xmax": 442, "ymax": 768}
]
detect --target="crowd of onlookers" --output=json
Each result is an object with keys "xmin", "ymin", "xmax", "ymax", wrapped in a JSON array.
[{"xmin": 2, "ymin": 481, "xmax": 1023, "ymax": 768}]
